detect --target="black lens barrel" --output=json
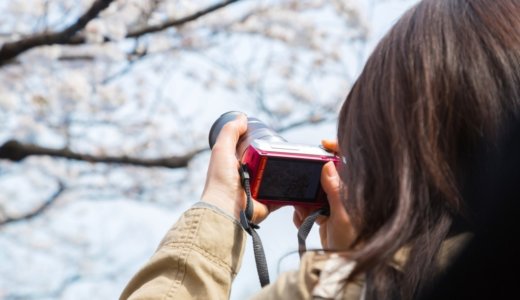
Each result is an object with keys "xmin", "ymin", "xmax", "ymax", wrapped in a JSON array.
[{"xmin": 208, "ymin": 111, "xmax": 286, "ymax": 158}]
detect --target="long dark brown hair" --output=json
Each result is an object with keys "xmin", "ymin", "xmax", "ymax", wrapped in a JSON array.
[{"xmin": 338, "ymin": 0, "xmax": 520, "ymax": 298}]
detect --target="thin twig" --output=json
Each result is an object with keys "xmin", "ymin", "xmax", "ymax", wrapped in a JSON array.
[
  {"xmin": 66, "ymin": 0, "xmax": 244, "ymax": 44},
  {"xmin": 0, "ymin": 182, "xmax": 66, "ymax": 226},
  {"xmin": 0, "ymin": 0, "xmax": 115, "ymax": 64}
]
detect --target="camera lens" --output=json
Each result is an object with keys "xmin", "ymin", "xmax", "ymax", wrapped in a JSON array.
[{"xmin": 208, "ymin": 111, "xmax": 286, "ymax": 158}]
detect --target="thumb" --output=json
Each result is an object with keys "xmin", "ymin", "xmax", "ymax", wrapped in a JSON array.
[
  {"xmin": 213, "ymin": 114, "xmax": 248, "ymax": 153},
  {"xmin": 321, "ymin": 161, "xmax": 342, "ymax": 209}
]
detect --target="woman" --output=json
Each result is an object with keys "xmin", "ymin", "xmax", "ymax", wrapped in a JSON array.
[{"xmin": 120, "ymin": 0, "xmax": 520, "ymax": 299}]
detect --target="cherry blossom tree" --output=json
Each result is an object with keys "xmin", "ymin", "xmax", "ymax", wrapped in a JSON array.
[{"xmin": 0, "ymin": 0, "xmax": 368, "ymax": 224}]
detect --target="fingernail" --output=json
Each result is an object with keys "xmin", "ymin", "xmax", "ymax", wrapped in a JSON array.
[
  {"xmin": 236, "ymin": 113, "xmax": 247, "ymax": 122},
  {"xmin": 325, "ymin": 161, "xmax": 337, "ymax": 177}
]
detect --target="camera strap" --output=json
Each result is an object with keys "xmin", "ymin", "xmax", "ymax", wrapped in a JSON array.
[
  {"xmin": 297, "ymin": 206, "xmax": 330, "ymax": 257},
  {"xmin": 239, "ymin": 164, "xmax": 329, "ymax": 288},
  {"xmin": 239, "ymin": 164, "xmax": 270, "ymax": 287}
]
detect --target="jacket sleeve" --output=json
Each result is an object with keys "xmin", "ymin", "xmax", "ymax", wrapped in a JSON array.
[
  {"xmin": 119, "ymin": 203, "xmax": 247, "ymax": 300},
  {"xmin": 251, "ymin": 252, "xmax": 365, "ymax": 300}
]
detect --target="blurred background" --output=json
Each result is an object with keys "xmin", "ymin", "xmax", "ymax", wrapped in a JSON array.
[{"xmin": 0, "ymin": 0, "xmax": 418, "ymax": 299}]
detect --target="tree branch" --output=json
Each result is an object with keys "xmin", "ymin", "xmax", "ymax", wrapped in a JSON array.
[
  {"xmin": 0, "ymin": 182, "xmax": 65, "ymax": 226},
  {"xmin": 0, "ymin": 140, "xmax": 206, "ymax": 169},
  {"xmin": 67, "ymin": 0, "xmax": 243, "ymax": 45},
  {"xmin": 0, "ymin": 0, "xmax": 115, "ymax": 64},
  {"xmin": 128, "ymin": 0, "xmax": 242, "ymax": 38}
]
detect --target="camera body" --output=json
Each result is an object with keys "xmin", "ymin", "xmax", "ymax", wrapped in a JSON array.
[
  {"xmin": 209, "ymin": 111, "xmax": 339, "ymax": 207},
  {"xmin": 242, "ymin": 139, "xmax": 338, "ymax": 207}
]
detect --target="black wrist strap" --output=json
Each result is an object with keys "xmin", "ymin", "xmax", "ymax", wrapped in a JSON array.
[
  {"xmin": 238, "ymin": 164, "xmax": 329, "ymax": 288},
  {"xmin": 239, "ymin": 164, "xmax": 270, "ymax": 287},
  {"xmin": 297, "ymin": 206, "xmax": 330, "ymax": 257}
]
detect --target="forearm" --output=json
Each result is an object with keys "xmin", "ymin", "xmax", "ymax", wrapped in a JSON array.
[{"xmin": 120, "ymin": 203, "xmax": 247, "ymax": 300}]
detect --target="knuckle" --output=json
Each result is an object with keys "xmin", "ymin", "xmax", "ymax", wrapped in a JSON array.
[{"xmin": 222, "ymin": 121, "xmax": 238, "ymax": 133}]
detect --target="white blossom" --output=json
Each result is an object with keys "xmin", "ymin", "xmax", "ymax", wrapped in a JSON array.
[
  {"xmin": 97, "ymin": 85, "xmax": 126, "ymax": 106},
  {"xmin": 287, "ymin": 81, "xmax": 314, "ymax": 103},
  {"xmin": 274, "ymin": 101, "xmax": 294, "ymax": 116},
  {"xmin": 148, "ymin": 11, "xmax": 164, "ymax": 26},
  {"xmin": 104, "ymin": 18, "xmax": 128, "ymax": 41},
  {"xmin": 85, "ymin": 19, "xmax": 107, "ymax": 44},
  {"xmin": 36, "ymin": 45, "xmax": 62, "ymax": 60},
  {"xmin": 0, "ymin": 90, "xmax": 18, "ymax": 111},
  {"xmin": 59, "ymin": 71, "xmax": 91, "ymax": 102}
]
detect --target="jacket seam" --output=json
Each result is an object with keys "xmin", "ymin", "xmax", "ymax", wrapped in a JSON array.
[
  {"xmin": 162, "ymin": 208, "xmax": 203, "ymax": 300},
  {"xmin": 160, "ymin": 242, "xmax": 236, "ymax": 275}
]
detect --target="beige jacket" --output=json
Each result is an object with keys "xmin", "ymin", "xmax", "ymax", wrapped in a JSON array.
[{"xmin": 120, "ymin": 203, "xmax": 468, "ymax": 300}]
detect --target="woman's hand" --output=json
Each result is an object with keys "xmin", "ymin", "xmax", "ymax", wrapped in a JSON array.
[
  {"xmin": 293, "ymin": 139, "xmax": 355, "ymax": 250},
  {"xmin": 201, "ymin": 114, "xmax": 274, "ymax": 224}
]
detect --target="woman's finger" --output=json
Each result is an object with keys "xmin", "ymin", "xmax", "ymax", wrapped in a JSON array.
[
  {"xmin": 212, "ymin": 114, "xmax": 248, "ymax": 154},
  {"xmin": 292, "ymin": 206, "xmax": 316, "ymax": 228},
  {"xmin": 319, "ymin": 223, "xmax": 328, "ymax": 249},
  {"xmin": 293, "ymin": 210, "xmax": 303, "ymax": 228},
  {"xmin": 315, "ymin": 215, "xmax": 328, "ymax": 226},
  {"xmin": 321, "ymin": 139, "xmax": 339, "ymax": 153},
  {"xmin": 250, "ymin": 201, "xmax": 281, "ymax": 224},
  {"xmin": 321, "ymin": 161, "xmax": 342, "ymax": 209}
]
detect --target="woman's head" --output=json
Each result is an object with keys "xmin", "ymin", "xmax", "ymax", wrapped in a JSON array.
[{"xmin": 338, "ymin": 0, "xmax": 520, "ymax": 297}]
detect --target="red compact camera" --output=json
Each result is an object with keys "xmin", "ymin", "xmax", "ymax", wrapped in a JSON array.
[{"xmin": 209, "ymin": 111, "xmax": 339, "ymax": 207}]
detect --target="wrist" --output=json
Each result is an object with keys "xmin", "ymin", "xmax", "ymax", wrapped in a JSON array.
[{"xmin": 201, "ymin": 190, "xmax": 245, "ymax": 221}]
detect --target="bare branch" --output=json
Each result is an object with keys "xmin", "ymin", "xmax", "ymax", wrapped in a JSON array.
[
  {"xmin": 0, "ymin": 0, "xmax": 115, "ymax": 64},
  {"xmin": 57, "ymin": 54, "xmax": 96, "ymax": 61},
  {"xmin": 67, "ymin": 0, "xmax": 244, "ymax": 45},
  {"xmin": 127, "ymin": 0, "xmax": 242, "ymax": 38},
  {"xmin": 0, "ymin": 140, "xmax": 206, "ymax": 169},
  {"xmin": 0, "ymin": 182, "xmax": 65, "ymax": 226},
  {"xmin": 101, "ymin": 44, "xmax": 148, "ymax": 84},
  {"xmin": 0, "ymin": 0, "xmax": 243, "ymax": 65}
]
